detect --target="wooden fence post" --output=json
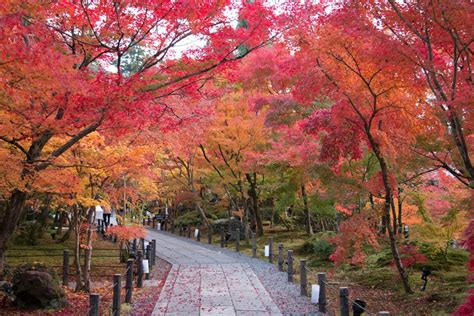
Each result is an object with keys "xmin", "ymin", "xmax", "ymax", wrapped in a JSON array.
[
  {"xmin": 220, "ymin": 227, "xmax": 225, "ymax": 248},
  {"xmin": 151, "ymin": 239, "xmax": 156, "ymax": 267},
  {"xmin": 287, "ymin": 250, "xmax": 293, "ymax": 282},
  {"xmin": 125, "ymin": 259, "xmax": 133, "ymax": 303},
  {"xmin": 152, "ymin": 218, "xmax": 156, "ymax": 229},
  {"xmin": 187, "ymin": 226, "xmax": 191, "ymax": 238},
  {"xmin": 208, "ymin": 227, "xmax": 212, "ymax": 244},
  {"xmin": 137, "ymin": 250, "xmax": 143, "ymax": 288},
  {"xmin": 339, "ymin": 287, "xmax": 349, "ymax": 316},
  {"xmin": 89, "ymin": 293, "xmax": 100, "ymax": 316},
  {"xmin": 268, "ymin": 237, "xmax": 273, "ymax": 263},
  {"xmin": 142, "ymin": 218, "xmax": 146, "ymax": 226},
  {"xmin": 112, "ymin": 274, "xmax": 121, "ymax": 316},
  {"xmin": 278, "ymin": 243, "xmax": 284, "ymax": 271},
  {"xmin": 147, "ymin": 217, "xmax": 151, "ymax": 226},
  {"xmin": 252, "ymin": 232, "xmax": 257, "ymax": 258},
  {"xmin": 145, "ymin": 245, "xmax": 151, "ymax": 280},
  {"xmin": 300, "ymin": 259, "xmax": 307, "ymax": 296},
  {"xmin": 236, "ymin": 228, "xmax": 240, "ymax": 252},
  {"xmin": 62, "ymin": 249, "xmax": 69, "ymax": 286},
  {"xmin": 317, "ymin": 272, "xmax": 327, "ymax": 313}
]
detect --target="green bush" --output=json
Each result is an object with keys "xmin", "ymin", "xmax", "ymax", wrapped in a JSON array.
[
  {"xmin": 14, "ymin": 221, "xmax": 40, "ymax": 246},
  {"xmin": 300, "ymin": 232, "xmax": 336, "ymax": 261},
  {"xmin": 174, "ymin": 211, "xmax": 201, "ymax": 227},
  {"xmin": 365, "ymin": 248, "xmax": 393, "ymax": 267}
]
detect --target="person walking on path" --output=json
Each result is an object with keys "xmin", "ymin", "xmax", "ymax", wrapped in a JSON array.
[{"xmin": 103, "ymin": 204, "xmax": 112, "ymax": 229}]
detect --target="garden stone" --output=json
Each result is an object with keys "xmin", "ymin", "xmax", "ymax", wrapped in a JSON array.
[{"xmin": 13, "ymin": 271, "xmax": 67, "ymax": 309}]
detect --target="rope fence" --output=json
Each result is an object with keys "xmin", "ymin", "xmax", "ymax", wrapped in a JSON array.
[{"xmin": 142, "ymin": 218, "xmax": 392, "ymax": 316}]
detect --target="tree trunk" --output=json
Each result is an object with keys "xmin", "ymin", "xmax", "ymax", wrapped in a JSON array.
[
  {"xmin": 82, "ymin": 207, "xmax": 95, "ymax": 292},
  {"xmin": 0, "ymin": 189, "xmax": 28, "ymax": 274},
  {"xmin": 36, "ymin": 194, "xmax": 52, "ymax": 239},
  {"xmin": 390, "ymin": 197, "xmax": 397, "ymax": 235},
  {"xmin": 368, "ymin": 133, "xmax": 413, "ymax": 294},
  {"xmin": 196, "ymin": 204, "xmax": 210, "ymax": 227},
  {"xmin": 58, "ymin": 214, "xmax": 73, "ymax": 243},
  {"xmin": 73, "ymin": 207, "xmax": 85, "ymax": 292},
  {"xmin": 397, "ymin": 188, "xmax": 403, "ymax": 233},
  {"xmin": 246, "ymin": 173, "xmax": 263, "ymax": 236},
  {"xmin": 301, "ymin": 184, "xmax": 314, "ymax": 235}
]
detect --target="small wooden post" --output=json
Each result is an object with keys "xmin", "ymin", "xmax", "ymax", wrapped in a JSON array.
[
  {"xmin": 112, "ymin": 274, "xmax": 121, "ymax": 316},
  {"xmin": 152, "ymin": 217, "xmax": 156, "ymax": 228},
  {"xmin": 89, "ymin": 293, "xmax": 100, "ymax": 316},
  {"xmin": 137, "ymin": 250, "xmax": 143, "ymax": 288},
  {"xmin": 62, "ymin": 249, "xmax": 69, "ymax": 286},
  {"xmin": 378, "ymin": 312, "xmax": 390, "ymax": 316},
  {"xmin": 220, "ymin": 227, "xmax": 225, "ymax": 248},
  {"xmin": 145, "ymin": 245, "xmax": 151, "ymax": 280},
  {"xmin": 142, "ymin": 218, "xmax": 146, "ymax": 226},
  {"xmin": 268, "ymin": 237, "xmax": 273, "ymax": 263},
  {"xmin": 300, "ymin": 259, "xmax": 307, "ymax": 296},
  {"xmin": 318, "ymin": 272, "xmax": 327, "ymax": 313},
  {"xmin": 187, "ymin": 226, "xmax": 192, "ymax": 238},
  {"xmin": 171, "ymin": 224, "xmax": 175, "ymax": 234},
  {"xmin": 147, "ymin": 217, "xmax": 151, "ymax": 226},
  {"xmin": 278, "ymin": 243, "xmax": 284, "ymax": 271},
  {"xmin": 287, "ymin": 250, "xmax": 294, "ymax": 282},
  {"xmin": 151, "ymin": 239, "xmax": 156, "ymax": 267},
  {"xmin": 252, "ymin": 232, "xmax": 257, "ymax": 258},
  {"xmin": 207, "ymin": 227, "xmax": 212, "ymax": 244},
  {"xmin": 196, "ymin": 224, "xmax": 201, "ymax": 241},
  {"xmin": 125, "ymin": 259, "xmax": 133, "ymax": 303},
  {"xmin": 339, "ymin": 287, "xmax": 349, "ymax": 316},
  {"xmin": 140, "ymin": 238, "xmax": 145, "ymax": 252},
  {"xmin": 235, "ymin": 228, "xmax": 240, "ymax": 252}
]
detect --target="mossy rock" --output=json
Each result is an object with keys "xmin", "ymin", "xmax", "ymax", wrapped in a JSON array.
[{"xmin": 12, "ymin": 264, "xmax": 66, "ymax": 309}]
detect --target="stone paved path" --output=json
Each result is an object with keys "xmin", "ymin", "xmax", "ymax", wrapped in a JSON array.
[{"xmin": 148, "ymin": 230, "xmax": 317, "ymax": 316}]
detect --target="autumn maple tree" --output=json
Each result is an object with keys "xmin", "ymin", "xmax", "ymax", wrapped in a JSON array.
[{"xmin": 0, "ymin": 0, "xmax": 277, "ymax": 269}]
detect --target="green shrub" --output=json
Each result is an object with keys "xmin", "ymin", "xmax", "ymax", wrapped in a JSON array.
[
  {"xmin": 174, "ymin": 211, "xmax": 201, "ymax": 227},
  {"xmin": 14, "ymin": 221, "xmax": 40, "ymax": 246},
  {"xmin": 365, "ymin": 248, "xmax": 393, "ymax": 267},
  {"xmin": 300, "ymin": 232, "xmax": 336, "ymax": 261}
]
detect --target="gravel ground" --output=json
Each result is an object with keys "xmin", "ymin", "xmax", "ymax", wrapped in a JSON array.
[{"xmin": 147, "ymin": 229, "xmax": 321, "ymax": 315}]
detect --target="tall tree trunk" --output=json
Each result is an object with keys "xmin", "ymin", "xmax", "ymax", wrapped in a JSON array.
[
  {"xmin": 82, "ymin": 207, "xmax": 95, "ymax": 292},
  {"xmin": 73, "ymin": 207, "xmax": 85, "ymax": 292},
  {"xmin": 36, "ymin": 194, "xmax": 52, "ymax": 239},
  {"xmin": 58, "ymin": 214, "xmax": 73, "ymax": 243},
  {"xmin": 390, "ymin": 197, "xmax": 397, "ymax": 235},
  {"xmin": 196, "ymin": 204, "xmax": 210, "ymax": 227},
  {"xmin": 0, "ymin": 189, "xmax": 28, "ymax": 274},
  {"xmin": 397, "ymin": 188, "xmax": 403, "ymax": 233},
  {"xmin": 368, "ymin": 133, "xmax": 413, "ymax": 294},
  {"xmin": 246, "ymin": 173, "xmax": 263, "ymax": 236},
  {"xmin": 301, "ymin": 184, "xmax": 314, "ymax": 236}
]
